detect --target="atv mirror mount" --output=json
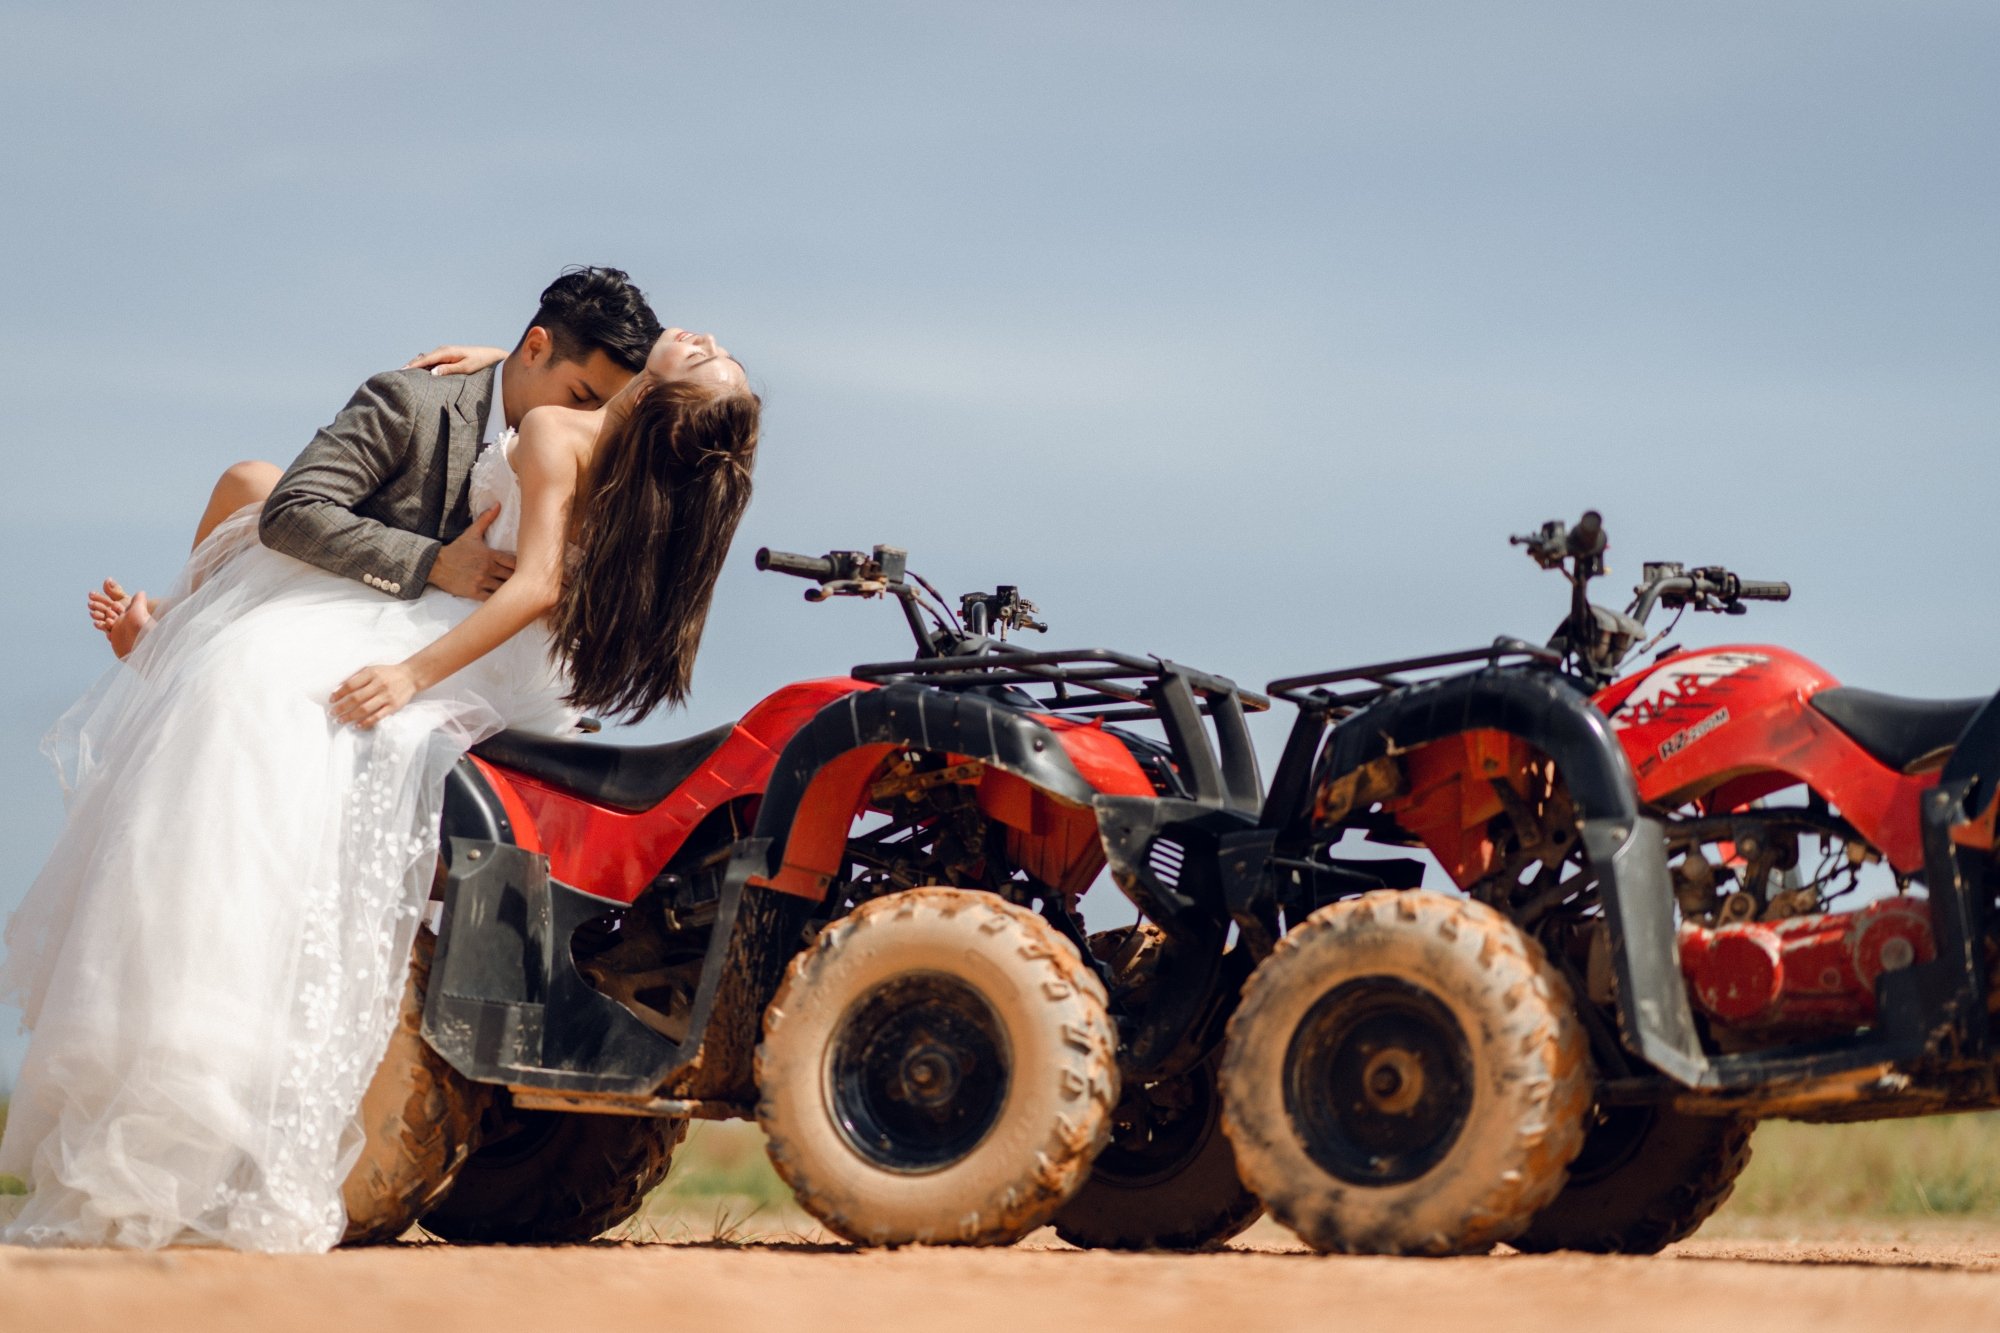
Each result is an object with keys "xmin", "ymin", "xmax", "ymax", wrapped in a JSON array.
[{"xmin": 959, "ymin": 585, "xmax": 1048, "ymax": 641}]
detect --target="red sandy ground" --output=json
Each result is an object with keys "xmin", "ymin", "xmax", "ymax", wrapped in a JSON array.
[{"xmin": 6, "ymin": 1225, "xmax": 1999, "ymax": 1333}]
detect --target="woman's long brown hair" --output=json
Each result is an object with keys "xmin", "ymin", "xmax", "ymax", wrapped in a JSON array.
[{"xmin": 554, "ymin": 378, "xmax": 760, "ymax": 721}]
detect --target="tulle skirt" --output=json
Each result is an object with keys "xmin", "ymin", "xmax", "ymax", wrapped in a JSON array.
[{"xmin": 0, "ymin": 508, "xmax": 575, "ymax": 1251}]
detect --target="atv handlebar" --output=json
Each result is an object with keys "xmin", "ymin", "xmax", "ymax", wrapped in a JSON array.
[
  {"xmin": 1631, "ymin": 564, "xmax": 1790, "ymax": 626},
  {"xmin": 757, "ymin": 542, "xmax": 1054, "ymax": 659},
  {"xmin": 755, "ymin": 547, "xmax": 839, "ymax": 582},
  {"xmin": 755, "ymin": 545, "xmax": 910, "ymax": 600},
  {"xmin": 1512, "ymin": 511, "xmax": 1793, "ymax": 685}
]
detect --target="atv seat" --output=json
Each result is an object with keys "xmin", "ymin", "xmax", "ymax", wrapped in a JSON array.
[
  {"xmin": 471, "ymin": 722, "xmax": 736, "ymax": 813},
  {"xmin": 1808, "ymin": 687, "xmax": 1986, "ymax": 773}
]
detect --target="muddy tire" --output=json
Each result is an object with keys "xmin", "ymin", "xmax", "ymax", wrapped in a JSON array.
[
  {"xmin": 756, "ymin": 887, "xmax": 1119, "ymax": 1246},
  {"xmin": 1221, "ymin": 890, "xmax": 1590, "ymax": 1255},
  {"xmin": 1512, "ymin": 1105, "xmax": 1753, "ymax": 1253},
  {"xmin": 341, "ymin": 928, "xmax": 490, "ymax": 1245},
  {"xmin": 1053, "ymin": 1053, "xmax": 1261, "ymax": 1252},
  {"xmin": 420, "ymin": 1106, "xmax": 686, "ymax": 1244}
]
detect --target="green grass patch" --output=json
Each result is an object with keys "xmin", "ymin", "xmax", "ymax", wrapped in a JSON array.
[
  {"xmin": 647, "ymin": 1110, "xmax": 2000, "ymax": 1236},
  {"xmin": 650, "ymin": 1119, "xmax": 792, "ymax": 1211},
  {"xmin": 0, "ymin": 1097, "xmax": 20, "ymax": 1194},
  {"xmin": 1722, "ymin": 1112, "xmax": 2000, "ymax": 1218},
  {"xmin": 615, "ymin": 1119, "xmax": 814, "ymax": 1243}
]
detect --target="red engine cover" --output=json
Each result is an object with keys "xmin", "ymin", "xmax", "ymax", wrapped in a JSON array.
[{"xmin": 1677, "ymin": 896, "xmax": 1935, "ymax": 1030}]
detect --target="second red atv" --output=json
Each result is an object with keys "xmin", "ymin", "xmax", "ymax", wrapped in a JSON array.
[
  {"xmin": 1216, "ymin": 511, "xmax": 2000, "ymax": 1255},
  {"xmin": 374, "ymin": 544, "xmax": 1271, "ymax": 1249}
]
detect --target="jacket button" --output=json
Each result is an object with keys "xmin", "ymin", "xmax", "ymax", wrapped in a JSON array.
[{"xmin": 389, "ymin": 582, "xmax": 401, "ymax": 594}]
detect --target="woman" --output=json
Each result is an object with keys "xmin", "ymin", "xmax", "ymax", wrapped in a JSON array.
[{"xmin": 0, "ymin": 330, "xmax": 758, "ymax": 1250}]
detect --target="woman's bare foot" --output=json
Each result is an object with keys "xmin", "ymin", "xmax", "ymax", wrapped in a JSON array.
[
  {"xmin": 104, "ymin": 589, "xmax": 154, "ymax": 659},
  {"xmin": 87, "ymin": 578, "xmax": 132, "ymax": 640}
]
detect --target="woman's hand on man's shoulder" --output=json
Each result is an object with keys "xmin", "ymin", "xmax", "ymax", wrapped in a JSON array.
[{"xmin": 405, "ymin": 345, "xmax": 507, "ymax": 377}]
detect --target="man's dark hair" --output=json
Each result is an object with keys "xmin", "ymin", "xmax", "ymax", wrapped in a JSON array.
[{"xmin": 522, "ymin": 266, "xmax": 662, "ymax": 373}]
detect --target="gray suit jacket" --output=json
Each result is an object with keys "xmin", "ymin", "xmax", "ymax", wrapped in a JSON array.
[{"xmin": 259, "ymin": 366, "xmax": 497, "ymax": 599}]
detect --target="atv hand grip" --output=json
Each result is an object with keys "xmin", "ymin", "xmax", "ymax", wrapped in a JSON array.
[
  {"xmin": 756, "ymin": 548, "xmax": 837, "ymax": 581},
  {"xmin": 1737, "ymin": 580, "xmax": 1791, "ymax": 602}
]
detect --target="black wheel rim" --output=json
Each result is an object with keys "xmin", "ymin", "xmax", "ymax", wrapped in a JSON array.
[
  {"xmin": 1092, "ymin": 1065, "xmax": 1220, "ymax": 1189},
  {"xmin": 1283, "ymin": 977, "xmax": 1475, "ymax": 1186},
  {"xmin": 827, "ymin": 971, "xmax": 1011, "ymax": 1174}
]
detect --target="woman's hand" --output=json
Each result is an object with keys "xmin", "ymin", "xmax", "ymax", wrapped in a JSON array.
[
  {"xmin": 331, "ymin": 662, "xmax": 422, "ymax": 729},
  {"xmin": 404, "ymin": 345, "xmax": 507, "ymax": 377}
]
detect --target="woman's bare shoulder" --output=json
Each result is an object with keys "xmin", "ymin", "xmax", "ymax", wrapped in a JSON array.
[{"xmin": 515, "ymin": 406, "xmax": 599, "ymax": 474}]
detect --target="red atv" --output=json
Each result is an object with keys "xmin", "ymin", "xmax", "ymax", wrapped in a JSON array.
[
  {"xmin": 378, "ymin": 544, "xmax": 1271, "ymax": 1249},
  {"xmin": 1223, "ymin": 511, "xmax": 2000, "ymax": 1254}
]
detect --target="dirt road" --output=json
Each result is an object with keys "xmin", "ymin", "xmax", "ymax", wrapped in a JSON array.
[{"xmin": 7, "ymin": 1228, "xmax": 2000, "ymax": 1333}]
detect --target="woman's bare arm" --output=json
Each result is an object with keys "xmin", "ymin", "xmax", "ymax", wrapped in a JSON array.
[{"xmin": 329, "ymin": 409, "xmax": 589, "ymax": 729}]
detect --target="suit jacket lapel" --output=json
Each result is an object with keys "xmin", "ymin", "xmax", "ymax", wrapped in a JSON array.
[
  {"xmin": 453, "ymin": 364, "xmax": 497, "ymax": 431},
  {"xmin": 443, "ymin": 366, "xmax": 498, "ymax": 531}
]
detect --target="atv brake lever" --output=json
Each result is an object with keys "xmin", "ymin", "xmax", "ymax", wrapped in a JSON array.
[{"xmin": 804, "ymin": 578, "xmax": 889, "ymax": 601}]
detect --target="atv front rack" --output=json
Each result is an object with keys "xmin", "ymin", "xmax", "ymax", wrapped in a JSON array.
[
  {"xmin": 854, "ymin": 644, "xmax": 1267, "ymax": 721},
  {"xmin": 851, "ymin": 644, "xmax": 1268, "ymax": 812},
  {"xmin": 1267, "ymin": 637, "xmax": 1560, "ymax": 714}
]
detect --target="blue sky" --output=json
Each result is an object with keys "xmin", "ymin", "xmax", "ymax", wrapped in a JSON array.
[{"xmin": 2, "ymin": 2, "xmax": 1995, "ymax": 1083}]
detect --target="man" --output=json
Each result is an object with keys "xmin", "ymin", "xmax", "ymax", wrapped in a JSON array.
[{"xmin": 259, "ymin": 265, "xmax": 661, "ymax": 601}]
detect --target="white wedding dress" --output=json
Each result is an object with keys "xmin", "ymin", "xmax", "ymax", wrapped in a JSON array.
[{"xmin": 0, "ymin": 439, "xmax": 575, "ymax": 1250}]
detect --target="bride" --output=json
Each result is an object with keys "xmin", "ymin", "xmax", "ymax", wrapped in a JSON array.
[{"xmin": 0, "ymin": 330, "xmax": 758, "ymax": 1250}]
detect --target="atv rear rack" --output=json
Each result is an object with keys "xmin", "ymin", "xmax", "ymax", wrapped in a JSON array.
[{"xmin": 1267, "ymin": 637, "xmax": 1561, "ymax": 713}]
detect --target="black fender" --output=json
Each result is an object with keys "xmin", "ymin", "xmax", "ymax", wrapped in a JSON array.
[
  {"xmin": 439, "ymin": 756, "xmax": 514, "ymax": 860},
  {"xmin": 1091, "ymin": 796, "xmax": 1249, "ymax": 1080},
  {"xmin": 1309, "ymin": 666, "xmax": 1639, "ymax": 826},
  {"xmin": 747, "ymin": 682, "xmax": 1100, "ymax": 861},
  {"xmin": 424, "ymin": 840, "xmax": 678, "ymax": 1094},
  {"xmin": 428, "ymin": 756, "xmax": 782, "ymax": 1098},
  {"xmin": 1908, "ymin": 688, "xmax": 2000, "ymax": 1060},
  {"xmin": 1299, "ymin": 667, "xmax": 1712, "ymax": 1086},
  {"xmin": 422, "ymin": 830, "xmax": 812, "ymax": 1100},
  {"xmin": 1939, "ymin": 689, "xmax": 2000, "ymax": 825}
]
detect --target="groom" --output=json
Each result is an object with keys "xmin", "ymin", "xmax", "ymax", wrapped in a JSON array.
[{"xmin": 259, "ymin": 266, "xmax": 661, "ymax": 600}]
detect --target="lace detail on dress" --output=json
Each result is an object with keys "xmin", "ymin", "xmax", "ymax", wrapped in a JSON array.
[{"xmin": 243, "ymin": 725, "xmax": 438, "ymax": 1248}]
